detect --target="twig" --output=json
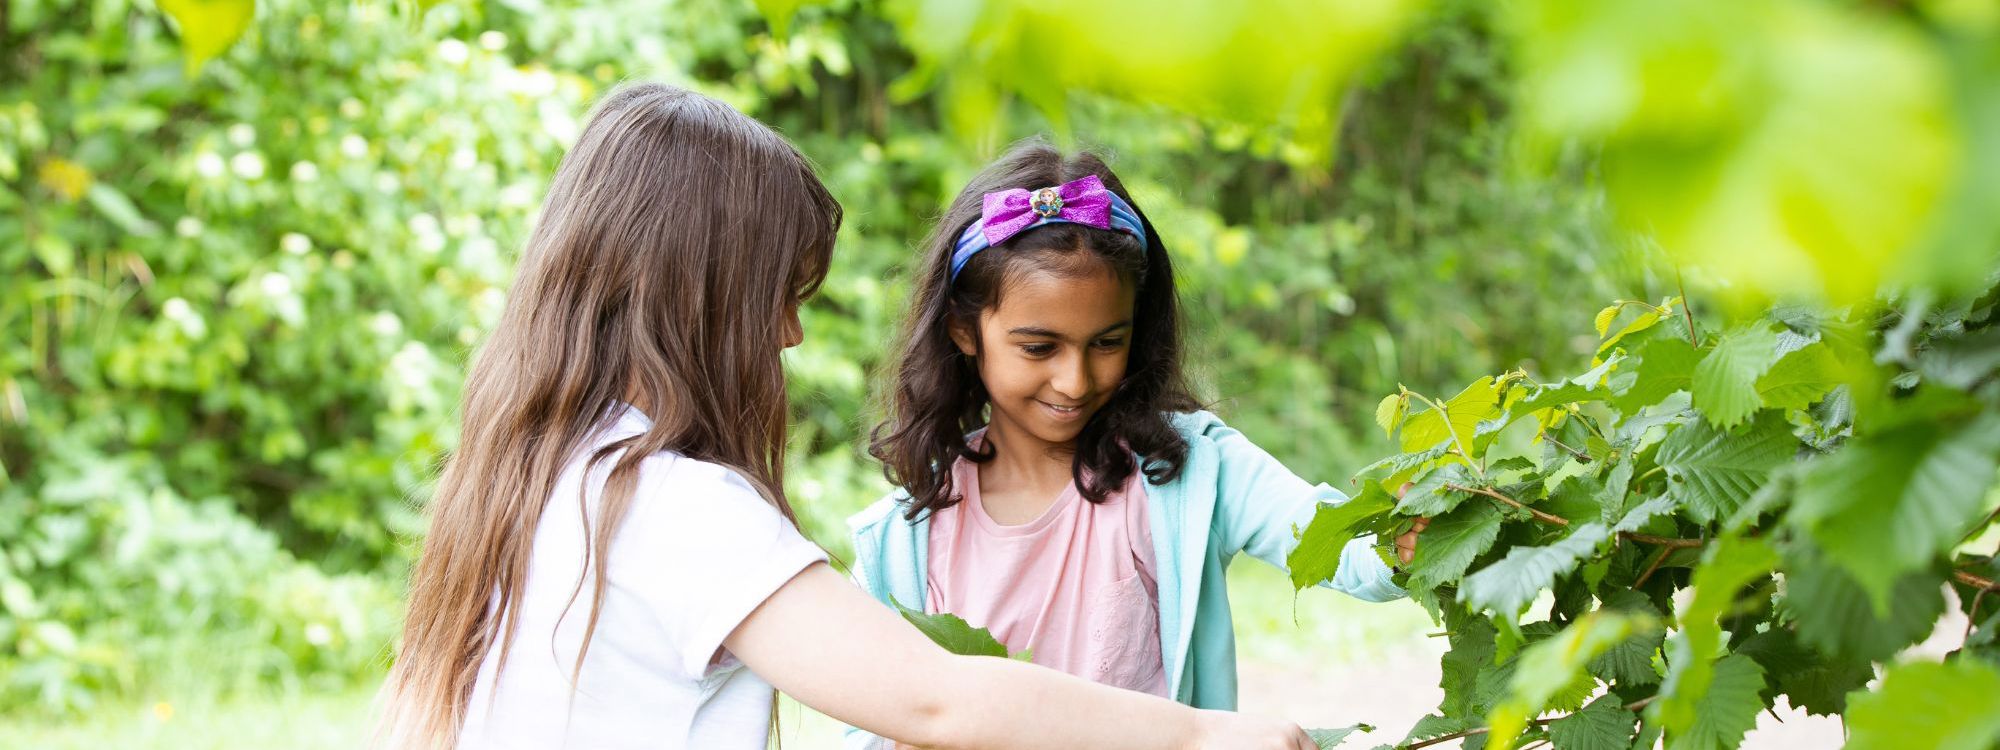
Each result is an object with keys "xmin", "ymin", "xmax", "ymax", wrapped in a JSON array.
[
  {"xmin": 1674, "ymin": 265, "xmax": 1701, "ymax": 348},
  {"xmin": 1405, "ymin": 697, "xmax": 1661, "ymax": 749},
  {"xmin": 1446, "ymin": 484, "xmax": 1570, "ymax": 526},
  {"xmin": 1955, "ymin": 569, "xmax": 1998, "ymax": 592},
  {"xmin": 1967, "ymin": 584, "xmax": 1992, "ymax": 649},
  {"xmin": 1633, "ymin": 545, "xmax": 1673, "ymax": 589},
  {"xmin": 1415, "ymin": 393, "xmax": 1487, "ymax": 482},
  {"xmin": 1541, "ymin": 431, "xmax": 1592, "ymax": 464},
  {"xmin": 1620, "ymin": 532, "xmax": 1706, "ymax": 550}
]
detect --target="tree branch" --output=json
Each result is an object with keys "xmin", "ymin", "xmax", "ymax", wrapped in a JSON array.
[
  {"xmin": 1404, "ymin": 697, "xmax": 1660, "ymax": 749},
  {"xmin": 1955, "ymin": 569, "xmax": 1998, "ymax": 592},
  {"xmin": 1620, "ymin": 532, "xmax": 1705, "ymax": 550},
  {"xmin": 1446, "ymin": 483, "xmax": 1570, "ymax": 526}
]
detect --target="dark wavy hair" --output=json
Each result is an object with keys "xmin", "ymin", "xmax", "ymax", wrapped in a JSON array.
[{"xmin": 869, "ymin": 140, "xmax": 1201, "ymax": 521}]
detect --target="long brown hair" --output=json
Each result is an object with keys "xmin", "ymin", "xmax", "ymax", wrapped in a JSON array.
[
  {"xmin": 378, "ymin": 83, "xmax": 841, "ymax": 748},
  {"xmin": 868, "ymin": 140, "xmax": 1199, "ymax": 521}
]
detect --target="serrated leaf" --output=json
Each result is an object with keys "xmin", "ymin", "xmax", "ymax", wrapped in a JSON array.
[
  {"xmin": 1402, "ymin": 376, "xmax": 1503, "ymax": 456},
  {"xmin": 894, "ymin": 601, "xmax": 1010, "ymax": 658},
  {"xmin": 1288, "ymin": 482, "xmax": 1397, "ymax": 590},
  {"xmin": 1690, "ymin": 326, "xmax": 1781, "ymax": 429},
  {"xmin": 1397, "ymin": 463, "xmax": 1479, "ymax": 517},
  {"xmin": 1353, "ymin": 444, "xmax": 1451, "ymax": 487},
  {"xmin": 1441, "ymin": 608, "xmax": 1499, "ymax": 716},
  {"xmin": 1595, "ymin": 304, "xmax": 1622, "ymax": 337},
  {"xmin": 1788, "ymin": 413, "xmax": 2000, "ymax": 613},
  {"xmin": 1461, "ymin": 523, "xmax": 1611, "ymax": 618},
  {"xmin": 1406, "ymin": 500, "xmax": 1505, "ymax": 589},
  {"xmin": 1784, "ymin": 548, "xmax": 1945, "ymax": 662},
  {"xmin": 1598, "ymin": 308, "xmax": 1665, "ymax": 360},
  {"xmin": 158, "ymin": 0, "xmax": 257, "ymax": 75},
  {"xmin": 1734, "ymin": 629, "xmax": 1872, "ymax": 716},
  {"xmin": 1654, "ymin": 410, "xmax": 1795, "ymax": 525},
  {"xmin": 1402, "ymin": 714, "xmax": 1477, "ymax": 747},
  {"xmin": 1550, "ymin": 695, "xmax": 1638, "ymax": 750},
  {"xmin": 1668, "ymin": 654, "xmax": 1764, "ymax": 750},
  {"xmin": 1755, "ymin": 341, "xmax": 1838, "ymax": 411},
  {"xmin": 1486, "ymin": 610, "xmax": 1652, "ymax": 747},
  {"xmin": 1613, "ymin": 337, "xmax": 1701, "ymax": 415},
  {"xmin": 1844, "ymin": 660, "xmax": 2000, "ymax": 750},
  {"xmin": 1307, "ymin": 724, "xmax": 1373, "ymax": 749},
  {"xmin": 1653, "ymin": 537, "xmax": 1777, "ymax": 736},
  {"xmin": 1375, "ymin": 393, "xmax": 1407, "ymax": 437}
]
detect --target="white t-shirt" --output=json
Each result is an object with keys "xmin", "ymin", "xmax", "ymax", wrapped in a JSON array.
[{"xmin": 457, "ymin": 403, "xmax": 827, "ymax": 749}]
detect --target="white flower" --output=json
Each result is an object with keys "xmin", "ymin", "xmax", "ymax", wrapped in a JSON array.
[
  {"xmin": 227, "ymin": 123, "xmax": 256, "ymax": 147},
  {"xmin": 479, "ymin": 31, "xmax": 507, "ymax": 51},
  {"xmin": 162, "ymin": 297, "xmax": 192, "ymax": 320},
  {"xmin": 290, "ymin": 161, "xmax": 320, "ymax": 182},
  {"xmin": 341, "ymin": 135, "xmax": 369, "ymax": 159},
  {"xmin": 369, "ymin": 311, "xmax": 403, "ymax": 337},
  {"xmin": 230, "ymin": 152, "xmax": 266, "ymax": 180},
  {"xmin": 161, "ymin": 297, "xmax": 207, "ymax": 339},
  {"xmin": 280, "ymin": 232, "xmax": 312, "ymax": 256},
  {"xmin": 437, "ymin": 38, "xmax": 470, "ymax": 66},
  {"xmin": 304, "ymin": 623, "xmax": 333, "ymax": 647},
  {"xmin": 175, "ymin": 217, "xmax": 205, "ymax": 238},
  {"xmin": 260, "ymin": 272, "xmax": 293, "ymax": 298},
  {"xmin": 194, "ymin": 152, "xmax": 225, "ymax": 178}
]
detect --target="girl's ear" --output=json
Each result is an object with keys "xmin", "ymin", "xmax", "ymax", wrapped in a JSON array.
[{"xmin": 947, "ymin": 316, "xmax": 979, "ymax": 358}]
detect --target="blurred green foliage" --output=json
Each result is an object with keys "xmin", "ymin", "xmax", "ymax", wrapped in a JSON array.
[{"xmin": 6, "ymin": 0, "xmax": 1644, "ymax": 714}]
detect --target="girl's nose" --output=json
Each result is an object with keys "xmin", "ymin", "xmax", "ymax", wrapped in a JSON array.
[{"xmin": 1050, "ymin": 351, "xmax": 1091, "ymax": 399}]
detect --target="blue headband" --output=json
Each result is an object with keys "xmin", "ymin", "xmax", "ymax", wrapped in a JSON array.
[{"xmin": 948, "ymin": 175, "xmax": 1148, "ymax": 281}]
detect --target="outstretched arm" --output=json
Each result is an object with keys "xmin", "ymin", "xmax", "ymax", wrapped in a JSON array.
[{"xmin": 725, "ymin": 562, "xmax": 1319, "ymax": 750}]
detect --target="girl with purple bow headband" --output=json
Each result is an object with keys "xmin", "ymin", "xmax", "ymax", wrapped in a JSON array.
[{"xmin": 853, "ymin": 141, "xmax": 1426, "ymax": 747}]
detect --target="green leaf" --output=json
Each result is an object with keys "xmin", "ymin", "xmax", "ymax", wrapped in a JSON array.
[
  {"xmin": 1288, "ymin": 483, "xmax": 1397, "ymax": 590},
  {"xmin": 1550, "ymin": 695, "xmax": 1637, "ymax": 750},
  {"xmin": 1594, "ymin": 304, "xmax": 1621, "ymax": 337},
  {"xmin": 1784, "ymin": 549, "xmax": 1945, "ymax": 662},
  {"xmin": 1441, "ymin": 608, "xmax": 1500, "ymax": 716},
  {"xmin": 1375, "ymin": 393, "xmax": 1407, "ymax": 437},
  {"xmin": 1754, "ymin": 341, "xmax": 1839, "ymax": 411},
  {"xmin": 1397, "ymin": 463, "xmax": 1479, "ymax": 517},
  {"xmin": 1690, "ymin": 326, "xmax": 1781, "ymax": 429},
  {"xmin": 1653, "ymin": 537, "xmax": 1777, "ymax": 737},
  {"xmin": 1613, "ymin": 337, "xmax": 1701, "ymax": 415},
  {"xmin": 1460, "ymin": 523, "xmax": 1611, "ymax": 618},
  {"xmin": 1352, "ymin": 444, "xmax": 1451, "ymax": 486},
  {"xmin": 1734, "ymin": 629, "xmax": 1872, "ymax": 717},
  {"xmin": 1307, "ymin": 724, "xmax": 1374, "ymax": 749},
  {"xmin": 1845, "ymin": 661, "xmax": 2000, "ymax": 750},
  {"xmin": 1402, "ymin": 376, "xmax": 1504, "ymax": 455},
  {"xmin": 1788, "ymin": 413, "xmax": 2000, "ymax": 613},
  {"xmin": 894, "ymin": 601, "xmax": 1009, "ymax": 658},
  {"xmin": 1485, "ymin": 610, "xmax": 1652, "ymax": 747},
  {"xmin": 1405, "ymin": 500, "xmax": 1505, "ymax": 589},
  {"xmin": 158, "ymin": 0, "xmax": 257, "ymax": 76},
  {"xmin": 1654, "ymin": 410, "xmax": 1795, "ymax": 525},
  {"xmin": 1669, "ymin": 654, "xmax": 1765, "ymax": 750},
  {"xmin": 86, "ymin": 184, "xmax": 161, "ymax": 237}
]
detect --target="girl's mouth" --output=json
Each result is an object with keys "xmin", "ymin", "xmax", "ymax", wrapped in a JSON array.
[{"xmin": 1037, "ymin": 399, "xmax": 1089, "ymax": 422}]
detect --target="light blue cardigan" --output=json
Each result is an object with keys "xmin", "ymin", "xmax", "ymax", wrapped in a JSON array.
[{"xmin": 845, "ymin": 411, "xmax": 1403, "ymax": 744}]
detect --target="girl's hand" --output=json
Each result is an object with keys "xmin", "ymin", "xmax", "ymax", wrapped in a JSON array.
[
  {"xmin": 1186, "ymin": 709, "xmax": 1319, "ymax": 750},
  {"xmin": 1392, "ymin": 482, "xmax": 1429, "ymax": 566}
]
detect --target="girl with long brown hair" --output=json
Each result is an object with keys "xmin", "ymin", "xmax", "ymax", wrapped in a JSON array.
[
  {"xmin": 376, "ymin": 84, "xmax": 1319, "ymax": 750},
  {"xmin": 850, "ymin": 142, "xmax": 1425, "ymax": 746}
]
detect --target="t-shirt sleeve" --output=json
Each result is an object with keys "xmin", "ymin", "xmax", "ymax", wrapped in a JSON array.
[{"xmin": 615, "ymin": 457, "xmax": 829, "ymax": 679}]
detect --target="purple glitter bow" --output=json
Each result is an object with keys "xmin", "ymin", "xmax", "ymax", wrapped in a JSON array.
[{"xmin": 979, "ymin": 175, "xmax": 1116, "ymax": 247}]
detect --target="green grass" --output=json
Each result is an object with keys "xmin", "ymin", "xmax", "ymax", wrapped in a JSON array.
[{"xmin": 0, "ymin": 685, "xmax": 380, "ymax": 749}]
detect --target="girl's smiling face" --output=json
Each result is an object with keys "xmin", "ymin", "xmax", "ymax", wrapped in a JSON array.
[{"xmin": 951, "ymin": 267, "xmax": 1137, "ymax": 451}]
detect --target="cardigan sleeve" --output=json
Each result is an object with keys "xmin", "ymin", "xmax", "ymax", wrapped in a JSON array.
[{"xmin": 1191, "ymin": 413, "xmax": 1407, "ymax": 603}]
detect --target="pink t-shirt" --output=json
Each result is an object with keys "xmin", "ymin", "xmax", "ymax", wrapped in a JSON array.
[{"xmin": 925, "ymin": 455, "xmax": 1168, "ymax": 697}]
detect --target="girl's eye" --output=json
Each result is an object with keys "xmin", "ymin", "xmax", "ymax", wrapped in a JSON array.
[
  {"xmin": 1020, "ymin": 343, "xmax": 1056, "ymax": 357},
  {"xmin": 1095, "ymin": 338, "xmax": 1127, "ymax": 350}
]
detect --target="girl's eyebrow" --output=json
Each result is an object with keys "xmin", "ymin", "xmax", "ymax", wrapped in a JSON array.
[{"xmin": 1006, "ymin": 321, "xmax": 1134, "ymax": 338}]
